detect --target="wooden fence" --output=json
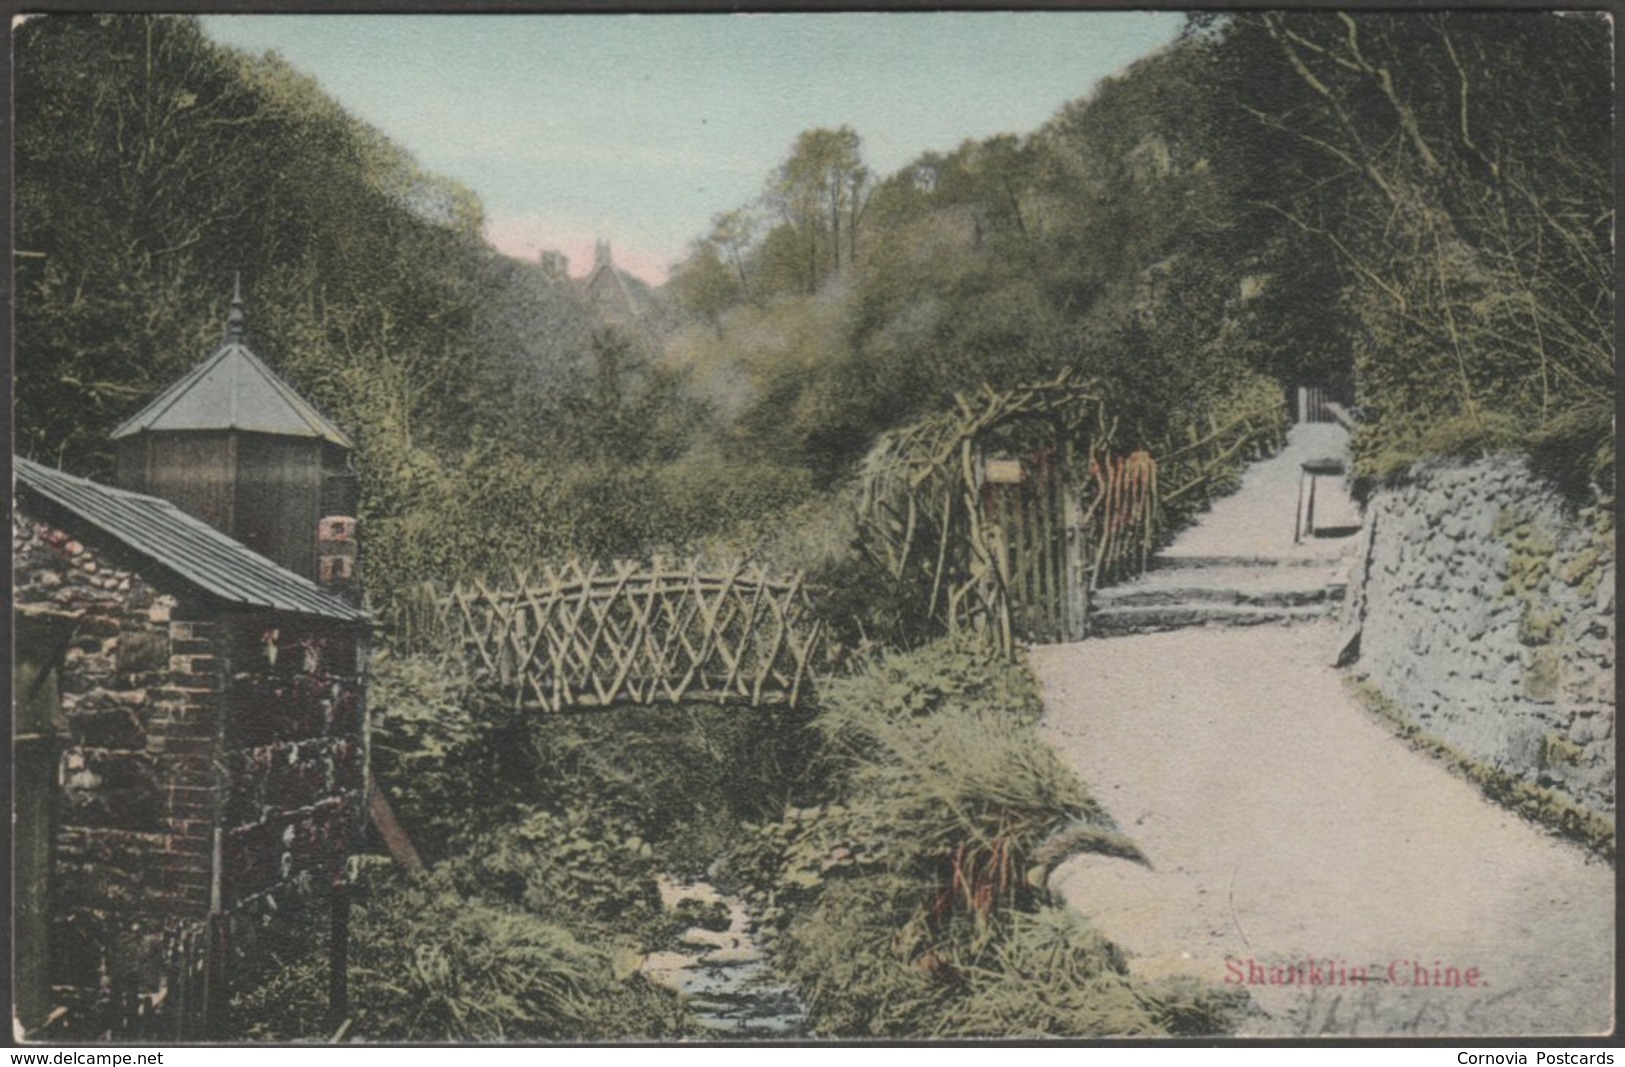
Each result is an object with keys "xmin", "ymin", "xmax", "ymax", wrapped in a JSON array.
[
  {"xmin": 436, "ymin": 559, "xmax": 824, "ymax": 712},
  {"xmin": 981, "ymin": 445, "xmax": 1090, "ymax": 645},
  {"xmin": 1157, "ymin": 399, "xmax": 1289, "ymax": 522},
  {"xmin": 854, "ymin": 373, "xmax": 1292, "ymax": 654},
  {"xmin": 1297, "ymin": 384, "xmax": 1331, "ymax": 423},
  {"xmin": 1085, "ymin": 449, "xmax": 1158, "ymax": 590}
]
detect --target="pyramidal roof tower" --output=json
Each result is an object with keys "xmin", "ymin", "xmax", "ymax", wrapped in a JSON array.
[
  {"xmin": 111, "ymin": 277, "xmax": 352, "ymax": 447},
  {"xmin": 112, "ymin": 278, "xmax": 359, "ymax": 589}
]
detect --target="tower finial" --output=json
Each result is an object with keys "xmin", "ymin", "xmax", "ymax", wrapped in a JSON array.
[{"xmin": 225, "ymin": 272, "xmax": 246, "ymax": 342}]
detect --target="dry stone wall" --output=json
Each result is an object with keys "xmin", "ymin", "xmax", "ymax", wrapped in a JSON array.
[{"xmin": 1344, "ymin": 455, "xmax": 1614, "ymax": 821}]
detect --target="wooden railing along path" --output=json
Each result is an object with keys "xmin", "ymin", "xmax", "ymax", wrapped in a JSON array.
[{"xmin": 436, "ymin": 559, "xmax": 823, "ymax": 712}]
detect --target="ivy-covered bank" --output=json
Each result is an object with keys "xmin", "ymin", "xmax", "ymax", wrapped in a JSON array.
[
  {"xmin": 723, "ymin": 638, "xmax": 1245, "ymax": 1037},
  {"xmin": 1342, "ymin": 455, "xmax": 1615, "ymax": 849}
]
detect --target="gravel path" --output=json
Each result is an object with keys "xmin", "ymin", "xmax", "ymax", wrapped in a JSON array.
[
  {"xmin": 1162, "ymin": 422, "xmax": 1359, "ymax": 565},
  {"xmin": 1029, "ymin": 424, "xmax": 1615, "ymax": 1037}
]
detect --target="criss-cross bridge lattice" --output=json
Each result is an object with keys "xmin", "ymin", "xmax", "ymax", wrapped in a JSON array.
[{"xmin": 436, "ymin": 559, "xmax": 824, "ymax": 712}]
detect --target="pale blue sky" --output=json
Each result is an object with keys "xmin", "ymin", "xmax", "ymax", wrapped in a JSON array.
[{"xmin": 201, "ymin": 13, "xmax": 1183, "ymax": 282}]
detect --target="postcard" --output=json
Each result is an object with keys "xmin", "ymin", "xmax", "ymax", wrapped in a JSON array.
[{"xmin": 10, "ymin": 9, "xmax": 1614, "ymax": 1045}]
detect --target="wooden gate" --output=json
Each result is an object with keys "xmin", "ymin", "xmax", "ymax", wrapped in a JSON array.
[
  {"xmin": 1295, "ymin": 383, "xmax": 1352, "ymax": 424},
  {"xmin": 981, "ymin": 447, "xmax": 1088, "ymax": 644}
]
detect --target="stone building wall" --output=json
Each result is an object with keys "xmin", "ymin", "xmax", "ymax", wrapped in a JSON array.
[
  {"xmin": 1343, "ymin": 456, "xmax": 1614, "ymax": 821},
  {"xmin": 14, "ymin": 509, "xmax": 222, "ymax": 1033},
  {"xmin": 13, "ymin": 505, "xmax": 368, "ymax": 1038},
  {"xmin": 219, "ymin": 626, "xmax": 368, "ymax": 910}
]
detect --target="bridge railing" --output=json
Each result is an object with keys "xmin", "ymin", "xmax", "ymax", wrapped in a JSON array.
[{"xmin": 431, "ymin": 558, "xmax": 824, "ymax": 712}]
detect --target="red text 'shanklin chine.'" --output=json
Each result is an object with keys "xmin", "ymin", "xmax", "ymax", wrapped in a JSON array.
[{"xmin": 1222, "ymin": 955, "xmax": 1489, "ymax": 988}]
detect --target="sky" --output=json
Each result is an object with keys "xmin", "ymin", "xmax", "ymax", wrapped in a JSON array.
[{"xmin": 200, "ymin": 13, "xmax": 1183, "ymax": 284}]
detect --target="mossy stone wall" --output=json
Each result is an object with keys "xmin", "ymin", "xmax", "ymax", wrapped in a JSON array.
[{"xmin": 1343, "ymin": 456, "xmax": 1614, "ymax": 820}]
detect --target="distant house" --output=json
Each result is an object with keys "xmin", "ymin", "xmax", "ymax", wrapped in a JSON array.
[
  {"xmin": 12, "ymin": 290, "xmax": 371, "ymax": 1041},
  {"xmin": 578, "ymin": 240, "xmax": 658, "ymax": 332},
  {"xmin": 538, "ymin": 249, "xmax": 570, "ymax": 280}
]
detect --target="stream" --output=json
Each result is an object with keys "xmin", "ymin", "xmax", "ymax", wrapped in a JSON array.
[{"xmin": 641, "ymin": 875, "xmax": 808, "ymax": 1038}]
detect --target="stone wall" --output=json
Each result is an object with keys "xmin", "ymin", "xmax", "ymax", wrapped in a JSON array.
[
  {"xmin": 14, "ymin": 509, "xmax": 222, "ymax": 1035},
  {"xmin": 13, "ymin": 505, "xmax": 369, "ymax": 1039},
  {"xmin": 1343, "ymin": 456, "xmax": 1615, "ymax": 821},
  {"xmin": 219, "ymin": 625, "xmax": 368, "ymax": 910}
]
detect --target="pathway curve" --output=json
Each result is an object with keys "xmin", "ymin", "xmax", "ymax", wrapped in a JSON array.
[{"xmin": 1030, "ymin": 424, "xmax": 1614, "ymax": 1036}]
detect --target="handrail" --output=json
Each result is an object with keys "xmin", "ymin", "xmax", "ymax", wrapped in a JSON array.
[{"xmin": 1321, "ymin": 401, "xmax": 1358, "ymax": 431}]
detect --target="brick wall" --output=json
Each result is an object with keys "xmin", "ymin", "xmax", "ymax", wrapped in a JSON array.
[
  {"xmin": 219, "ymin": 621, "xmax": 368, "ymax": 909},
  {"xmin": 14, "ymin": 510, "xmax": 222, "ymax": 1034}
]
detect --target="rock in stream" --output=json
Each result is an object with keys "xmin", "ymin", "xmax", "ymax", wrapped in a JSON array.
[{"xmin": 641, "ymin": 875, "xmax": 807, "ymax": 1038}]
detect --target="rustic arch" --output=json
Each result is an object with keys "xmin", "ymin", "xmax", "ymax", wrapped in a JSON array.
[{"xmin": 854, "ymin": 370, "xmax": 1149, "ymax": 656}]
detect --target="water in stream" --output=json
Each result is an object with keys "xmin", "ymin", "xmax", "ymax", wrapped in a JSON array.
[{"xmin": 641, "ymin": 875, "xmax": 808, "ymax": 1038}]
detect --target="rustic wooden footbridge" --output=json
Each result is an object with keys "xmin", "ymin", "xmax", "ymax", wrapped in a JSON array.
[{"xmin": 431, "ymin": 559, "xmax": 824, "ymax": 711}]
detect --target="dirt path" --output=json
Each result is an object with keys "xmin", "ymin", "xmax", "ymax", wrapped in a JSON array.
[{"xmin": 1029, "ymin": 425, "xmax": 1615, "ymax": 1036}]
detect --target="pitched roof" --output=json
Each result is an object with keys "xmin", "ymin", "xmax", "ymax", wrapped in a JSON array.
[
  {"xmin": 109, "ymin": 340, "xmax": 353, "ymax": 448},
  {"xmin": 14, "ymin": 457, "xmax": 369, "ymax": 624},
  {"xmin": 581, "ymin": 260, "xmax": 644, "ymax": 313}
]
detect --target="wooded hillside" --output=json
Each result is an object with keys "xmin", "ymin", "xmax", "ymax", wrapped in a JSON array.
[
  {"xmin": 665, "ymin": 12, "xmax": 1612, "ymax": 498},
  {"xmin": 15, "ymin": 13, "xmax": 1612, "ymax": 609}
]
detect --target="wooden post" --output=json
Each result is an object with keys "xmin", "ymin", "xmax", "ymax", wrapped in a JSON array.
[
  {"xmin": 1037, "ymin": 453, "xmax": 1057, "ymax": 642},
  {"xmin": 13, "ymin": 608, "xmax": 81, "ymax": 1037},
  {"xmin": 1062, "ymin": 442, "xmax": 1089, "ymax": 642},
  {"xmin": 202, "ymin": 910, "xmax": 229, "ymax": 1040},
  {"xmin": 1294, "ymin": 466, "xmax": 1307, "ymax": 545},
  {"xmin": 328, "ymin": 881, "xmax": 350, "ymax": 1030}
]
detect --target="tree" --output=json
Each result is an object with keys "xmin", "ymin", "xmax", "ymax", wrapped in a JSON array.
[
  {"xmin": 665, "ymin": 242, "xmax": 743, "ymax": 332},
  {"xmin": 13, "ymin": 14, "xmax": 622, "ymax": 600},
  {"xmin": 762, "ymin": 126, "xmax": 871, "ymax": 293},
  {"xmin": 709, "ymin": 208, "xmax": 758, "ymax": 294},
  {"xmin": 1201, "ymin": 12, "xmax": 1613, "ymax": 475},
  {"xmin": 14, "ymin": 15, "xmax": 277, "ymax": 468}
]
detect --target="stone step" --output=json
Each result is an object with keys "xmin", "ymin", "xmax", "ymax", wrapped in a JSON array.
[
  {"xmin": 1093, "ymin": 583, "xmax": 1345, "ymax": 609},
  {"xmin": 1087, "ymin": 602, "xmax": 1337, "ymax": 637},
  {"xmin": 1151, "ymin": 554, "xmax": 1346, "ymax": 571}
]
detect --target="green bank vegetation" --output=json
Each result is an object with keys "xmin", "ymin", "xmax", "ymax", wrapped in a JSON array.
[
  {"xmin": 725, "ymin": 637, "xmax": 1244, "ymax": 1036},
  {"xmin": 229, "ymin": 650, "xmax": 821, "ymax": 1040}
]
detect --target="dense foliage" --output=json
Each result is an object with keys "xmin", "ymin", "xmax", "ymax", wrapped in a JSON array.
[
  {"xmin": 231, "ymin": 860, "xmax": 687, "ymax": 1042},
  {"xmin": 664, "ymin": 45, "xmax": 1308, "ymax": 490},
  {"xmin": 18, "ymin": 13, "xmax": 1609, "ymax": 604},
  {"xmin": 1194, "ymin": 13, "xmax": 1613, "ymax": 490},
  {"xmin": 13, "ymin": 15, "xmax": 793, "ymax": 603},
  {"xmin": 665, "ymin": 13, "xmax": 1612, "ymax": 496},
  {"xmin": 722, "ymin": 637, "xmax": 1244, "ymax": 1037},
  {"xmin": 232, "ymin": 649, "xmax": 824, "ymax": 1040}
]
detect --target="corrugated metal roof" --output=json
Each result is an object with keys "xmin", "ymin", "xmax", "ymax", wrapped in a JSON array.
[
  {"xmin": 109, "ymin": 340, "xmax": 354, "ymax": 448},
  {"xmin": 14, "ymin": 457, "xmax": 370, "ymax": 624}
]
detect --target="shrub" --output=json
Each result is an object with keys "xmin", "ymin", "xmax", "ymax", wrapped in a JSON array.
[
  {"xmin": 940, "ymin": 907, "xmax": 1244, "ymax": 1037},
  {"xmin": 231, "ymin": 864, "xmax": 689, "ymax": 1042},
  {"xmin": 515, "ymin": 701, "xmax": 822, "ymax": 875},
  {"xmin": 366, "ymin": 650, "xmax": 535, "ymax": 861},
  {"xmin": 773, "ymin": 871, "xmax": 954, "ymax": 1037},
  {"xmin": 445, "ymin": 803, "xmax": 663, "ymax": 930}
]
